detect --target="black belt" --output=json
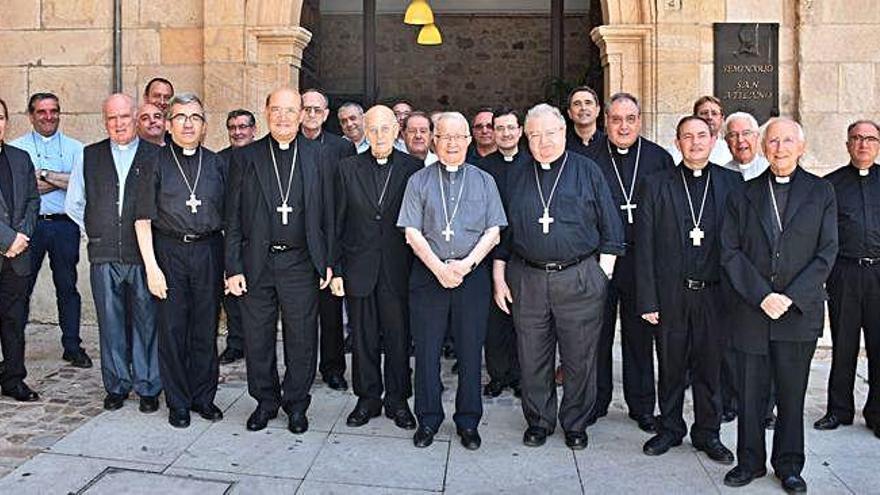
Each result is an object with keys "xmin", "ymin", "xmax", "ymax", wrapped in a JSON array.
[
  {"xmin": 269, "ymin": 243, "xmax": 294, "ymax": 253},
  {"xmin": 843, "ymin": 256, "xmax": 880, "ymax": 267},
  {"xmin": 39, "ymin": 213, "xmax": 71, "ymax": 221},
  {"xmin": 156, "ymin": 230, "xmax": 219, "ymax": 243},
  {"xmin": 684, "ymin": 278, "xmax": 718, "ymax": 291},
  {"xmin": 520, "ymin": 253, "xmax": 592, "ymax": 272}
]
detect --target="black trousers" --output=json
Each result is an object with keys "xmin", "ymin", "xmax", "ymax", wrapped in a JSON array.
[
  {"xmin": 0, "ymin": 263, "xmax": 30, "ymax": 390},
  {"xmin": 735, "ymin": 340, "xmax": 816, "ymax": 477},
  {"xmin": 484, "ymin": 300, "xmax": 520, "ymax": 385},
  {"xmin": 241, "ymin": 251, "xmax": 318, "ymax": 414},
  {"xmin": 509, "ymin": 257, "xmax": 606, "ymax": 433},
  {"xmin": 597, "ymin": 285, "xmax": 656, "ymax": 419},
  {"xmin": 721, "ymin": 345, "xmax": 738, "ymax": 413},
  {"xmin": 222, "ymin": 295, "xmax": 244, "ymax": 352},
  {"xmin": 348, "ymin": 272, "xmax": 411, "ymax": 410},
  {"xmin": 153, "ymin": 234, "xmax": 223, "ymax": 410},
  {"xmin": 656, "ymin": 287, "xmax": 723, "ymax": 443},
  {"xmin": 318, "ymin": 289, "xmax": 346, "ymax": 377},
  {"xmin": 410, "ymin": 261, "xmax": 489, "ymax": 431},
  {"xmin": 826, "ymin": 259, "xmax": 880, "ymax": 425}
]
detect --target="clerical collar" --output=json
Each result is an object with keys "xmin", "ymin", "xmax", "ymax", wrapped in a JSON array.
[
  {"xmin": 692, "ymin": 168, "xmax": 703, "ymax": 178},
  {"xmin": 853, "ymin": 163, "xmax": 873, "ymax": 177},
  {"xmin": 37, "ymin": 131, "xmax": 57, "ymax": 143},
  {"xmin": 537, "ymin": 154, "xmax": 565, "ymax": 171},
  {"xmin": 182, "ymin": 147, "xmax": 197, "ymax": 156},
  {"xmin": 112, "ymin": 137, "xmax": 138, "ymax": 151},
  {"xmin": 441, "ymin": 162, "xmax": 463, "ymax": 173},
  {"xmin": 271, "ymin": 135, "xmax": 296, "ymax": 151},
  {"xmin": 376, "ymin": 157, "xmax": 389, "ymax": 165},
  {"xmin": 171, "ymin": 141, "xmax": 198, "ymax": 157},
  {"xmin": 501, "ymin": 149, "xmax": 518, "ymax": 162},
  {"xmin": 616, "ymin": 146, "xmax": 629, "ymax": 155}
]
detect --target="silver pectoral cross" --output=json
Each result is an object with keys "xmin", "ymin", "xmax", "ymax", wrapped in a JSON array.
[
  {"xmin": 620, "ymin": 202, "xmax": 637, "ymax": 224},
  {"xmin": 539, "ymin": 208, "xmax": 554, "ymax": 234},
  {"xmin": 277, "ymin": 202, "xmax": 293, "ymax": 225},
  {"xmin": 442, "ymin": 224, "xmax": 454, "ymax": 242},
  {"xmin": 690, "ymin": 227, "xmax": 705, "ymax": 247},
  {"xmin": 186, "ymin": 194, "xmax": 201, "ymax": 214}
]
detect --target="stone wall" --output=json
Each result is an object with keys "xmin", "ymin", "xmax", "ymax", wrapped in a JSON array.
[{"xmin": 319, "ymin": 14, "xmax": 600, "ymax": 116}]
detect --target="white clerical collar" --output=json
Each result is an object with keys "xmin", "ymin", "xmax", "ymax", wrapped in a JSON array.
[
  {"xmin": 443, "ymin": 163, "xmax": 461, "ymax": 173},
  {"xmin": 616, "ymin": 147, "xmax": 629, "ymax": 155},
  {"xmin": 182, "ymin": 147, "xmax": 197, "ymax": 156},
  {"xmin": 539, "ymin": 162, "xmax": 551, "ymax": 170},
  {"xmin": 859, "ymin": 167, "xmax": 870, "ymax": 177},
  {"xmin": 692, "ymin": 168, "xmax": 703, "ymax": 177},
  {"xmin": 774, "ymin": 175, "xmax": 791, "ymax": 184},
  {"xmin": 376, "ymin": 157, "xmax": 388, "ymax": 165},
  {"xmin": 279, "ymin": 141, "xmax": 290, "ymax": 150},
  {"xmin": 37, "ymin": 131, "xmax": 57, "ymax": 143}
]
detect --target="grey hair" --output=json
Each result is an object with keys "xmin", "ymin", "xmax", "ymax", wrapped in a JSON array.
[
  {"xmin": 435, "ymin": 112, "xmax": 470, "ymax": 135},
  {"xmin": 761, "ymin": 117, "xmax": 805, "ymax": 143},
  {"xmin": 102, "ymin": 93, "xmax": 137, "ymax": 119},
  {"xmin": 847, "ymin": 119, "xmax": 880, "ymax": 136},
  {"xmin": 723, "ymin": 111, "xmax": 759, "ymax": 136},
  {"xmin": 338, "ymin": 102, "xmax": 364, "ymax": 116},
  {"xmin": 524, "ymin": 103, "xmax": 566, "ymax": 129},
  {"xmin": 165, "ymin": 92, "xmax": 203, "ymax": 119},
  {"xmin": 605, "ymin": 92, "xmax": 641, "ymax": 115}
]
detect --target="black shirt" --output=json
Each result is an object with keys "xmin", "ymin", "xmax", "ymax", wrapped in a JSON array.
[
  {"xmin": 475, "ymin": 148, "xmax": 532, "ymax": 209},
  {"xmin": 0, "ymin": 148, "xmax": 13, "ymax": 211},
  {"xmin": 680, "ymin": 168, "xmax": 718, "ymax": 280},
  {"xmin": 826, "ymin": 163, "xmax": 880, "ymax": 258},
  {"xmin": 267, "ymin": 137, "xmax": 307, "ymax": 248},
  {"xmin": 504, "ymin": 151, "xmax": 624, "ymax": 263},
  {"xmin": 566, "ymin": 128, "xmax": 606, "ymax": 158},
  {"xmin": 136, "ymin": 142, "xmax": 226, "ymax": 235}
]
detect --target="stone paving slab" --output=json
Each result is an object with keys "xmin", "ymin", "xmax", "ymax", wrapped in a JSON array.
[
  {"xmin": 222, "ymin": 386, "xmax": 350, "ymax": 433},
  {"xmin": 0, "ymin": 453, "xmax": 161, "ymax": 494},
  {"xmin": 164, "ymin": 466, "xmax": 303, "ymax": 493},
  {"xmin": 296, "ymin": 480, "xmax": 435, "ymax": 494},
  {"xmin": 81, "ymin": 468, "xmax": 232, "ymax": 494}
]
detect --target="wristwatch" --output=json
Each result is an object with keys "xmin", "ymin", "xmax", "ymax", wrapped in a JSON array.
[{"xmin": 39, "ymin": 169, "xmax": 50, "ymax": 181}]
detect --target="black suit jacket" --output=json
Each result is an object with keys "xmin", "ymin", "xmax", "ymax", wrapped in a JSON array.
[
  {"xmin": 0, "ymin": 144, "xmax": 40, "ymax": 276},
  {"xmin": 334, "ymin": 150, "xmax": 421, "ymax": 298},
  {"xmin": 635, "ymin": 163, "xmax": 742, "ymax": 330},
  {"xmin": 225, "ymin": 135, "xmax": 331, "ymax": 281},
  {"xmin": 721, "ymin": 167, "xmax": 838, "ymax": 354}
]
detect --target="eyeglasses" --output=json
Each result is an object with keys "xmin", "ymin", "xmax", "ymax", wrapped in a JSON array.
[
  {"xmin": 473, "ymin": 123, "xmax": 493, "ymax": 131},
  {"xmin": 607, "ymin": 115, "xmax": 639, "ymax": 126},
  {"xmin": 726, "ymin": 130, "xmax": 756, "ymax": 141},
  {"xmin": 436, "ymin": 134, "xmax": 470, "ymax": 143},
  {"xmin": 849, "ymin": 135, "xmax": 880, "ymax": 145},
  {"xmin": 302, "ymin": 106, "xmax": 326, "ymax": 115},
  {"xmin": 269, "ymin": 106, "xmax": 299, "ymax": 117},
  {"xmin": 170, "ymin": 113, "xmax": 205, "ymax": 125},
  {"xmin": 227, "ymin": 124, "xmax": 253, "ymax": 132}
]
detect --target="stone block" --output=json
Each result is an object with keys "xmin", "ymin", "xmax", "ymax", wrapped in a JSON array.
[
  {"xmin": 799, "ymin": 63, "xmax": 839, "ymax": 113},
  {"xmin": 124, "ymin": 29, "xmax": 162, "ymax": 66},
  {"xmin": 136, "ymin": 65, "xmax": 204, "ymax": 98},
  {"xmin": 801, "ymin": 25, "xmax": 880, "ymax": 63},
  {"xmin": 204, "ymin": 27, "xmax": 245, "ymax": 63},
  {"xmin": 779, "ymin": 27, "xmax": 795, "ymax": 64},
  {"xmin": 160, "ymin": 28, "xmax": 204, "ymax": 65},
  {"xmin": 84, "ymin": 469, "xmax": 231, "ymax": 494},
  {"xmin": 0, "ymin": 30, "xmax": 112, "ymax": 67},
  {"xmin": 0, "ymin": 68, "xmax": 28, "ymax": 110},
  {"xmin": 725, "ymin": 0, "xmax": 784, "ymax": 22},
  {"xmin": 163, "ymin": 468, "xmax": 302, "ymax": 494},
  {"xmin": 29, "ymin": 67, "xmax": 112, "ymax": 114},
  {"xmin": 140, "ymin": 0, "xmax": 202, "ymax": 27},
  {"xmin": 205, "ymin": 1, "xmax": 246, "ymax": 26},
  {"xmin": 655, "ymin": 24, "xmax": 701, "ymax": 63},
  {"xmin": 43, "ymin": 0, "xmax": 113, "ymax": 29},
  {"xmin": 657, "ymin": 0, "xmax": 724, "ymax": 24},
  {"xmin": 778, "ymin": 62, "xmax": 797, "ymax": 116},
  {"xmin": 801, "ymin": 111, "xmax": 858, "ymax": 168},
  {"xmin": 655, "ymin": 62, "xmax": 701, "ymax": 113},
  {"xmin": 817, "ymin": 0, "xmax": 880, "ymax": 24},
  {"xmin": 0, "ymin": 0, "xmax": 40, "ymax": 29},
  {"xmin": 0, "ymin": 453, "xmax": 161, "ymax": 494},
  {"xmin": 838, "ymin": 63, "xmax": 876, "ymax": 113},
  {"xmin": 122, "ymin": 0, "xmax": 140, "ymax": 28},
  {"xmin": 3, "ymin": 115, "xmax": 31, "ymax": 143},
  {"xmin": 203, "ymin": 63, "xmax": 245, "ymax": 110}
]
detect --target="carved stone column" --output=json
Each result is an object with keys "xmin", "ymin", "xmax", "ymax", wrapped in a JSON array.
[{"xmin": 244, "ymin": 26, "xmax": 312, "ymax": 115}]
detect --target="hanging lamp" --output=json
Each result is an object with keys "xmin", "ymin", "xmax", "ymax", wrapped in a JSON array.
[
  {"xmin": 417, "ymin": 23, "xmax": 442, "ymax": 45},
  {"xmin": 404, "ymin": 0, "xmax": 434, "ymax": 26}
]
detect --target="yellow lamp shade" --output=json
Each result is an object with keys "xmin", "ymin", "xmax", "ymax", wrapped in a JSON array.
[
  {"xmin": 404, "ymin": 0, "xmax": 434, "ymax": 26},
  {"xmin": 417, "ymin": 23, "xmax": 442, "ymax": 45}
]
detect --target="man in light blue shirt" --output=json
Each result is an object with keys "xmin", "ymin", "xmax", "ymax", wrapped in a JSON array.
[
  {"xmin": 338, "ymin": 102, "xmax": 371, "ymax": 153},
  {"xmin": 10, "ymin": 92, "xmax": 91, "ymax": 368}
]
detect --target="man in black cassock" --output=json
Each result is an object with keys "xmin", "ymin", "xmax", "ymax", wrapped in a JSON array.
[
  {"xmin": 135, "ymin": 93, "xmax": 226, "ymax": 428},
  {"xmin": 301, "ymin": 88, "xmax": 357, "ymax": 391},
  {"xmin": 635, "ymin": 116, "xmax": 739, "ymax": 463},
  {"xmin": 565, "ymin": 85, "xmax": 605, "ymax": 158},
  {"xmin": 477, "ymin": 107, "xmax": 529, "ymax": 398},
  {"xmin": 721, "ymin": 118, "xmax": 837, "ymax": 493},
  {"xmin": 585, "ymin": 92, "xmax": 674, "ymax": 432},
  {"xmin": 330, "ymin": 105, "xmax": 421, "ymax": 429},
  {"xmin": 226, "ymin": 87, "xmax": 333, "ymax": 435},
  {"xmin": 814, "ymin": 119, "xmax": 880, "ymax": 439}
]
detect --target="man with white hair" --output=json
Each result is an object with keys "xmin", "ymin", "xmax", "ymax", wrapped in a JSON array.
[
  {"xmin": 720, "ymin": 117, "xmax": 837, "ymax": 492},
  {"xmin": 722, "ymin": 112, "xmax": 770, "ymax": 181},
  {"xmin": 494, "ymin": 103, "xmax": 623, "ymax": 449},
  {"xmin": 397, "ymin": 111, "xmax": 507, "ymax": 450}
]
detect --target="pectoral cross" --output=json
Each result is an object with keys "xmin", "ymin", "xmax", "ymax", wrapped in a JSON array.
[
  {"xmin": 186, "ymin": 194, "xmax": 201, "ymax": 214},
  {"xmin": 690, "ymin": 227, "xmax": 705, "ymax": 247},
  {"xmin": 442, "ymin": 224, "xmax": 454, "ymax": 242},
  {"xmin": 620, "ymin": 202, "xmax": 637, "ymax": 224},
  {"xmin": 277, "ymin": 202, "xmax": 293, "ymax": 225},
  {"xmin": 539, "ymin": 208, "xmax": 554, "ymax": 234}
]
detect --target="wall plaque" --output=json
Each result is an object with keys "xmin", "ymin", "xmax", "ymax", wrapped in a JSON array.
[{"xmin": 714, "ymin": 23, "xmax": 779, "ymax": 124}]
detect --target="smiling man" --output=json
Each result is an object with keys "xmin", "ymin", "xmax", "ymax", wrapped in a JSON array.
[
  {"xmin": 721, "ymin": 112, "xmax": 769, "ymax": 181},
  {"xmin": 565, "ymin": 85, "xmax": 605, "ymax": 157},
  {"xmin": 137, "ymin": 103, "xmax": 166, "ymax": 147}
]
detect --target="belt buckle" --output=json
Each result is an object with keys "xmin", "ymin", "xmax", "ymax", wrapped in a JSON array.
[
  {"xmin": 860, "ymin": 257, "xmax": 879, "ymax": 266},
  {"xmin": 686, "ymin": 279, "xmax": 705, "ymax": 290},
  {"xmin": 545, "ymin": 262, "xmax": 561, "ymax": 272},
  {"xmin": 183, "ymin": 234, "xmax": 196, "ymax": 243}
]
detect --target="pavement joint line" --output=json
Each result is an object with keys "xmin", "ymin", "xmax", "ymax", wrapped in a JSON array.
[
  {"xmin": 299, "ymin": 478, "xmax": 441, "ymax": 494},
  {"xmin": 572, "ymin": 449, "xmax": 586, "ymax": 494},
  {"xmin": 163, "ymin": 465, "xmax": 305, "ymax": 482},
  {"xmin": 691, "ymin": 449, "xmax": 723, "ymax": 494},
  {"xmin": 441, "ymin": 435, "xmax": 451, "ymax": 493},
  {"xmin": 38, "ymin": 451, "xmax": 168, "ymax": 468}
]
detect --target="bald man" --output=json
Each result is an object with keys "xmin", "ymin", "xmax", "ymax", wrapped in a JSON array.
[
  {"xmin": 137, "ymin": 103, "xmax": 166, "ymax": 147},
  {"xmin": 331, "ymin": 106, "xmax": 422, "ymax": 429},
  {"xmin": 225, "ymin": 87, "xmax": 334, "ymax": 434},
  {"xmin": 720, "ymin": 118, "xmax": 837, "ymax": 492}
]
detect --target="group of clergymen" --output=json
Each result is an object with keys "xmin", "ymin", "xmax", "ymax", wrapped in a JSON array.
[{"xmin": 0, "ymin": 77, "xmax": 878, "ymax": 494}]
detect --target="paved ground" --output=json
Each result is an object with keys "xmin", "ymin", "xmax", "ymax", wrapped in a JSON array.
[{"xmin": 0, "ymin": 324, "xmax": 875, "ymax": 494}]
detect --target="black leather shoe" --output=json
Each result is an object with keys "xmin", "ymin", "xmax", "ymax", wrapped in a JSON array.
[
  {"xmin": 385, "ymin": 406, "xmax": 417, "ymax": 430},
  {"xmin": 813, "ymin": 412, "xmax": 850, "ymax": 430},
  {"xmin": 643, "ymin": 433, "xmax": 681, "ymax": 456},
  {"xmin": 169, "ymin": 408, "xmax": 191, "ymax": 428},
  {"xmin": 218, "ymin": 347, "xmax": 244, "ymax": 365},
  {"xmin": 723, "ymin": 465, "xmax": 767, "ymax": 487},
  {"xmin": 62, "ymin": 349, "xmax": 93, "ymax": 369},
  {"xmin": 694, "ymin": 437, "xmax": 734, "ymax": 464},
  {"xmin": 483, "ymin": 380, "xmax": 505, "ymax": 398},
  {"xmin": 722, "ymin": 409, "xmax": 737, "ymax": 423},
  {"xmin": 2, "ymin": 383, "xmax": 39, "ymax": 402},
  {"xmin": 246, "ymin": 407, "xmax": 278, "ymax": 431},
  {"xmin": 346, "ymin": 406, "xmax": 380, "ymax": 427},
  {"xmin": 778, "ymin": 473, "xmax": 807, "ymax": 493},
  {"xmin": 629, "ymin": 413, "xmax": 657, "ymax": 433},
  {"xmin": 457, "ymin": 428, "xmax": 481, "ymax": 450},
  {"xmin": 764, "ymin": 415, "xmax": 777, "ymax": 430},
  {"xmin": 139, "ymin": 395, "xmax": 159, "ymax": 413},
  {"xmin": 413, "ymin": 425, "xmax": 435, "ymax": 448},
  {"xmin": 192, "ymin": 403, "xmax": 223, "ymax": 421},
  {"xmin": 564, "ymin": 431, "xmax": 588, "ymax": 450},
  {"xmin": 323, "ymin": 373, "xmax": 348, "ymax": 391},
  {"xmin": 103, "ymin": 393, "xmax": 126, "ymax": 410},
  {"xmin": 523, "ymin": 426, "xmax": 549, "ymax": 447},
  {"xmin": 288, "ymin": 411, "xmax": 309, "ymax": 434},
  {"xmin": 873, "ymin": 424, "xmax": 880, "ymax": 439}
]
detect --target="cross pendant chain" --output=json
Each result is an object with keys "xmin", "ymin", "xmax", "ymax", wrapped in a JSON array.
[
  {"xmin": 620, "ymin": 203, "xmax": 637, "ymax": 224},
  {"xmin": 533, "ymin": 154, "xmax": 569, "ymax": 235},
  {"xmin": 437, "ymin": 165, "xmax": 467, "ymax": 243},
  {"xmin": 690, "ymin": 227, "xmax": 705, "ymax": 246},
  {"xmin": 186, "ymin": 193, "xmax": 202, "ymax": 214},
  {"xmin": 269, "ymin": 140, "xmax": 298, "ymax": 226},
  {"xmin": 680, "ymin": 169, "xmax": 712, "ymax": 246},
  {"xmin": 277, "ymin": 202, "xmax": 293, "ymax": 225},
  {"xmin": 607, "ymin": 138, "xmax": 642, "ymax": 226},
  {"xmin": 539, "ymin": 208, "xmax": 554, "ymax": 234}
]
